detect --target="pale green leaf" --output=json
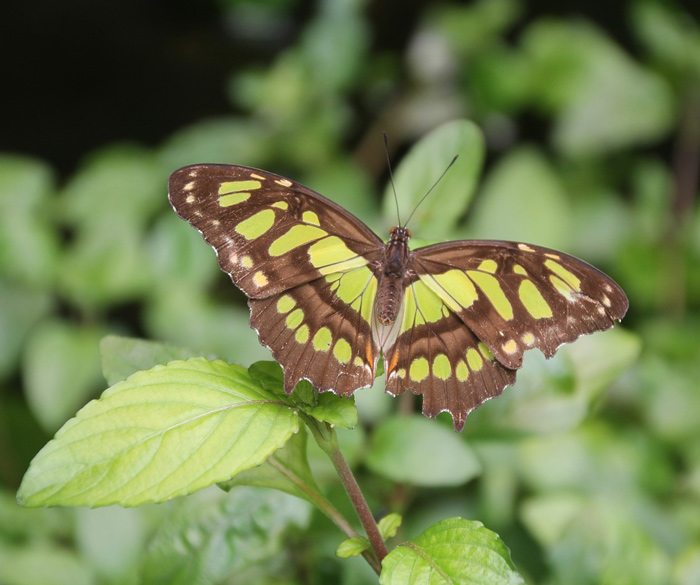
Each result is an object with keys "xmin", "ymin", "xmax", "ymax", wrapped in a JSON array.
[
  {"xmin": 100, "ymin": 335, "xmax": 199, "ymax": 386},
  {"xmin": 75, "ymin": 506, "xmax": 146, "ymax": 581},
  {"xmin": 145, "ymin": 286, "xmax": 272, "ymax": 365},
  {"xmin": 0, "ymin": 542, "xmax": 93, "ymax": 585},
  {"xmin": 158, "ymin": 117, "xmax": 267, "ymax": 172},
  {"xmin": 0, "ymin": 155, "xmax": 59, "ymax": 289},
  {"xmin": 365, "ymin": 416, "xmax": 481, "ymax": 487},
  {"xmin": 336, "ymin": 536, "xmax": 370, "ymax": 559},
  {"xmin": 17, "ymin": 358, "xmax": 300, "ymax": 507},
  {"xmin": 60, "ymin": 145, "xmax": 164, "ymax": 231},
  {"xmin": 0, "ymin": 281, "xmax": 52, "ymax": 378},
  {"xmin": 59, "ymin": 225, "xmax": 153, "ymax": 309},
  {"xmin": 378, "ymin": 513, "xmax": 402, "ymax": 540},
  {"xmin": 22, "ymin": 320, "xmax": 105, "ymax": 432},
  {"xmin": 466, "ymin": 147, "xmax": 572, "ymax": 249},
  {"xmin": 523, "ymin": 21, "xmax": 674, "ymax": 155},
  {"xmin": 383, "ymin": 120, "xmax": 484, "ymax": 237},
  {"xmin": 380, "ymin": 517, "xmax": 524, "ymax": 585}
]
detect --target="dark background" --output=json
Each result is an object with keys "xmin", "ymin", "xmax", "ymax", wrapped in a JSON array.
[{"xmin": 4, "ymin": 0, "xmax": 696, "ymax": 178}]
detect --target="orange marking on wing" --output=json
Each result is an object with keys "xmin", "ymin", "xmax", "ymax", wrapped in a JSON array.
[
  {"xmin": 365, "ymin": 341, "xmax": 374, "ymax": 370},
  {"xmin": 388, "ymin": 349, "xmax": 400, "ymax": 374}
]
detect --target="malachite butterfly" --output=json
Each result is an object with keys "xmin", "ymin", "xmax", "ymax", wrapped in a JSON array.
[{"xmin": 168, "ymin": 164, "xmax": 628, "ymax": 431}]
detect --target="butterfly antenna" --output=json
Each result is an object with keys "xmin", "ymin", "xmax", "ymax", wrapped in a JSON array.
[
  {"xmin": 403, "ymin": 155, "xmax": 459, "ymax": 228},
  {"xmin": 384, "ymin": 132, "xmax": 402, "ymax": 227}
]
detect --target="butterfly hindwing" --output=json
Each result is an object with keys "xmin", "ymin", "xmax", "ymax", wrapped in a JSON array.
[
  {"xmin": 250, "ymin": 271, "xmax": 379, "ymax": 395},
  {"xmin": 383, "ymin": 284, "xmax": 516, "ymax": 431}
]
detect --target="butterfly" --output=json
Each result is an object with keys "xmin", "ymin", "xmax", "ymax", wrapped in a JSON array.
[{"xmin": 168, "ymin": 164, "xmax": 628, "ymax": 431}]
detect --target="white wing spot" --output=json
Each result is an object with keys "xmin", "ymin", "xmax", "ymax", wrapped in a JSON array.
[
  {"xmin": 518, "ymin": 244, "xmax": 536, "ymax": 252},
  {"xmin": 211, "ymin": 219, "xmax": 220, "ymax": 227},
  {"xmin": 275, "ymin": 178, "xmax": 293, "ymax": 187},
  {"xmin": 601, "ymin": 294, "xmax": 611, "ymax": 307},
  {"xmin": 185, "ymin": 194, "xmax": 195, "ymax": 204},
  {"xmin": 253, "ymin": 271, "xmax": 269, "ymax": 287},
  {"xmin": 502, "ymin": 339, "xmax": 517, "ymax": 354},
  {"xmin": 184, "ymin": 181, "xmax": 195, "ymax": 191}
]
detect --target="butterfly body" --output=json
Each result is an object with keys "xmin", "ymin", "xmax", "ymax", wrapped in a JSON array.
[
  {"xmin": 169, "ymin": 163, "xmax": 628, "ymax": 430},
  {"xmin": 374, "ymin": 226, "xmax": 412, "ymax": 326}
]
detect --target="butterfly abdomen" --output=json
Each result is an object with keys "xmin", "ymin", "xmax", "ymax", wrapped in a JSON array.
[
  {"xmin": 375, "ymin": 276, "xmax": 404, "ymax": 325},
  {"xmin": 374, "ymin": 226, "xmax": 412, "ymax": 326}
]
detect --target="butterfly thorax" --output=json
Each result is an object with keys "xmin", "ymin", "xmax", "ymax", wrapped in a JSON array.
[{"xmin": 375, "ymin": 226, "xmax": 412, "ymax": 326}]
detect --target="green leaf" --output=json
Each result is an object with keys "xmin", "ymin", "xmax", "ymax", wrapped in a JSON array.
[
  {"xmin": 0, "ymin": 542, "xmax": 93, "ymax": 585},
  {"xmin": 0, "ymin": 155, "xmax": 59, "ymax": 289},
  {"xmin": 158, "ymin": 117, "xmax": 267, "ymax": 172},
  {"xmin": 523, "ymin": 21, "xmax": 674, "ymax": 155},
  {"xmin": 221, "ymin": 425, "xmax": 322, "ymax": 505},
  {"xmin": 147, "ymin": 213, "xmax": 221, "ymax": 289},
  {"xmin": 384, "ymin": 119, "xmax": 485, "ymax": 237},
  {"xmin": 22, "ymin": 319, "xmax": 105, "ymax": 432},
  {"xmin": 141, "ymin": 486, "xmax": 311, "ymax": 585},
  {"xmin": 60, "ymin": 144, "xmax": 164, "ymax": 232},
  {"xmin": 145, "ymin": 286, "xmax": 272, "ymax": 365},
  {"xmin": 17, "ymin": 358, "xmax": 300, "ymax": 507},
  {"xmin": 380, "ymin": 517, "xmax": 524, "ymax": 585},
  {"xmin": 336, "ymin": 536, "xmax": 370, "ymax": 559},
  {"xmin": 100, "ymin": 335, "xmax": 200, "ymax": 386},
  {"xmin": 378, "ymin": 513, "xmax": 402, "ymax": 540},
  {"xmin": 75, "ymin": 506, "xmax": 147, "ymax": 581},
  {"xmin": 466, "ymin": 147, "xmax": 573, "ymax": 249},
  {"xmin": 0, "ymin": 281, "xmax": 53, "ymax": 378},
  {"xmin": 365, "ymin": 415, "xmax": 481, "ymax": 487},
  {"xmin": 305, "ymin": 392, "xmax": 358, "ymax": 429}
]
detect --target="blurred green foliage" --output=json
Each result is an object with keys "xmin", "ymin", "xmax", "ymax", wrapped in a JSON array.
[{"xmin": 1, "ymin": 0, "xmax": 700, "ymax": 583}]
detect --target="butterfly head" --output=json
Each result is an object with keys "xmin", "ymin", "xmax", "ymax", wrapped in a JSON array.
[{"xmin": 389, "ymin": 226, "xmax": 411, "ymax": 243}]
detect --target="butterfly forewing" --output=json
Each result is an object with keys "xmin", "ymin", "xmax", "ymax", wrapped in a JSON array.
[
  {"xmin": 410, "ymin": 240, "xmax": 629, "ymax": 370},
  {"xmin": 169, "ymin": 164, "xmax": 384, "ymax": 299}
]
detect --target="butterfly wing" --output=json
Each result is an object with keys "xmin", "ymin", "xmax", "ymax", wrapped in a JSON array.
[
  {"xmin": 168, "ymin": 164, "xmax": 384, "ymax": 394},
  {"xmin": 383, "ymin": 240, "xmax": 628, "ymax": 430}
]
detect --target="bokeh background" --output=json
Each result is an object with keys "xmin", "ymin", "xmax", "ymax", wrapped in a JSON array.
[{"xmin": 1, "ymin": 0, "xmax": 699, "ymax": 583}]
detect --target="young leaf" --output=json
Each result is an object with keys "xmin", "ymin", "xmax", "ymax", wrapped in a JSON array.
[
  {"xmin": 380, "ymin": 518, "xmax": 524, "ymax": 585},
  {"xmin": 17, "ymin": 358, "xmax": 299, "ymax": 507},
  {"xmin": 336, "ymin": 536, "xmax": 370, "ymax": 559},
  {"xmin": 378, "ymin": 513, "xmax": 402, "ymax": 541},
  {"xmin": 383, "ymin": 119, "xmax": 484, "ymax": 237},
  {"xmin": 366, "ymin": 416, "xmax": 481, "ymax": 486}
]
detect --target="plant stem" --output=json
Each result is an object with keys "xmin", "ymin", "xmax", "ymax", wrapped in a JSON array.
[
  {"xmin": 307, "ymin": 420, "xmax": 389, "ymax": 566},
  {"xmin": 266, "ymin": 455, "xmax": 383, "ymax": 574}
]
